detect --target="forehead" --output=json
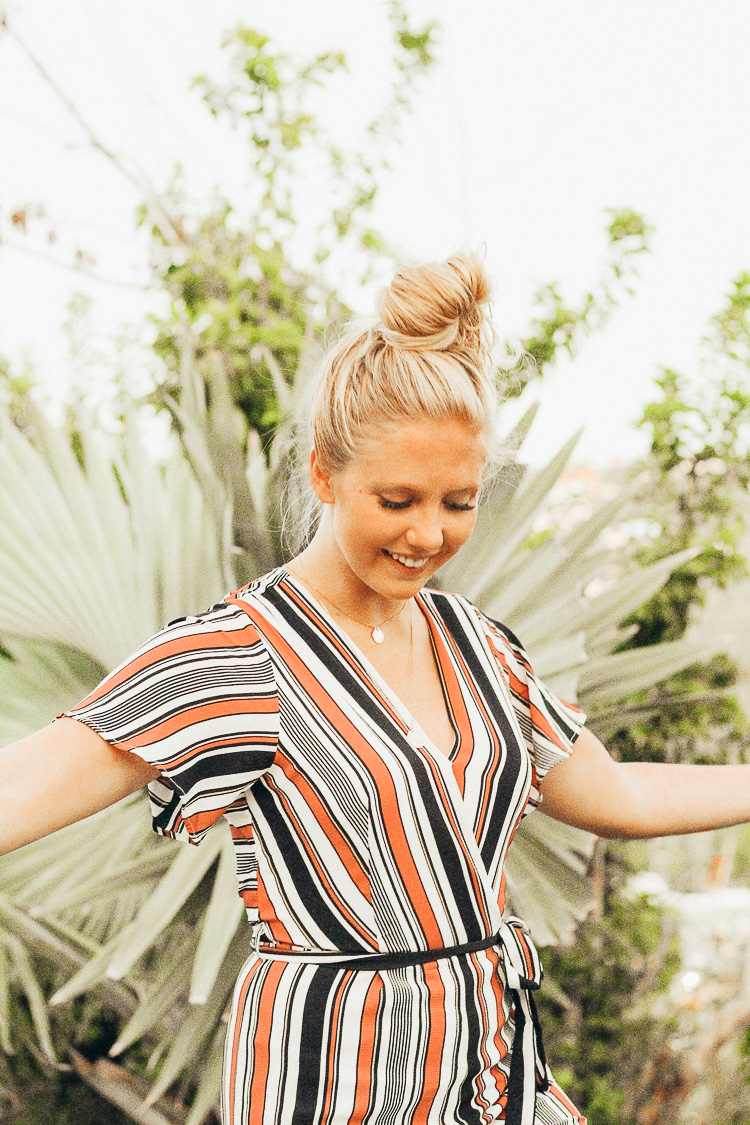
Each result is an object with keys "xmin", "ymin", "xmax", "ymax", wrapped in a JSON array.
[{"xmin": 344, "ymin": 417, "xmax": 488, "ymax": 487}]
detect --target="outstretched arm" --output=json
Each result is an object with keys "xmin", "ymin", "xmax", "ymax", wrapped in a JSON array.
[
  {"xmin": 0, "ymin": 718, "xmax": 160, "ymax": 855},
  {"xmin": 540, "ymin": 726, "xmax": 750, "ymax": 839}
]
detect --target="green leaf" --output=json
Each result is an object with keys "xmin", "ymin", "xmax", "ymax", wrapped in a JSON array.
[
  {"xmin": 0, "ymin": 938, "xmax": 15, "ymax": 1054},
  {"xmin": 189, "ymin": 835, "xmax": 245, "ymax": 1004},
  {"xmin": 109, "ymin": 927, "xmax": 197, "ymax": 1055},
  {"xmin": 185, "ymin": 1023, "xmax": 226, "ymax": 1125},
  {"xmin": 578, "ymin": 640, "xmax": 705, "ymax": 710},
  {"xmin": 105, "ymin": 833, "xmax": 223, "ymax": 981},
  {"xmin": 148, "ymin": 936, "xmax": 250, "ymax": 1103},
  {"xmin": 454, "ymin": 430, "xmax": 582, "ymax": 602},
  {"xmin": 504, "ymin": 817, "xmax": 595, "ymax": 947},
  {"xmin": 2, "ymin": 929, "xmax": 58, "ymax": 1062}
]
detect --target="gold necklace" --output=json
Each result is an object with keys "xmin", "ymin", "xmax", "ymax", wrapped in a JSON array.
[{"xmin": 286, "ymin": 568, "xmax": 409, "ymax": 644}]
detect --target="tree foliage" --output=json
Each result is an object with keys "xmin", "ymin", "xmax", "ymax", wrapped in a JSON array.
[
  {"xmin": 608, "ymin": 274, "xmax": 750, "ymax": 767},
  {"xmin": 538, "ymin": 848, "xmax": 680, "ymax": 1125},
  {"xmin": 143, "ymin": 7, "xmax": 437, "ymax": 445},
  {"xmin": 514, "ymin": 208, "xmax": 654, "ymax": 388}
]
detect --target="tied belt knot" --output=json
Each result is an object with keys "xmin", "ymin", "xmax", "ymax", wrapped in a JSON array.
[{"xmin": 255, "ymin": 917, "xmax": 549, "ymax": 1125}]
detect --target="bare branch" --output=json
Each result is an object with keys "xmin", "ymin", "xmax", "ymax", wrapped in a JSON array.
[
  {"xmin": 0, "ymin": 11, "xmax": 185, "ymax": 248},
  {"xmin": 69, "ymin": 1049, "xmax": 189, "ymax": 1125},
  {"xmin": 0, "ymin": 237, "xmax": 153, "ymax": 291}
]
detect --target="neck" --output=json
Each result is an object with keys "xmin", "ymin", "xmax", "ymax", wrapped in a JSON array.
[{"xmin": 289, "ymin": 523, "xmax": 411, "ymax": 625}]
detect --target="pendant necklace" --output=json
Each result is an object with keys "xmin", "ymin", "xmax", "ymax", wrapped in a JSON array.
[{"xmin": 286, "ymin": 568, "xmax": 409, "ymax": 644}]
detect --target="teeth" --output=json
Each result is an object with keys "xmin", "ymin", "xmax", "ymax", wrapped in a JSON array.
[{"xmin": 387, "ymin": 552, "xmax": 428, "ymax": 569}]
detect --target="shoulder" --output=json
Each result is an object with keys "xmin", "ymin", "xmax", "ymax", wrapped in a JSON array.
[
  {"xmin": 96, "ymin": 576, "xmax": 285, "ymax": 695},
  {"xmin": 421, "ymin": 587, "xmax": 527, "ymax": 662},
  {"xmin": 163, "ymin": 567, "xmax": 287, "ymax": 645}
]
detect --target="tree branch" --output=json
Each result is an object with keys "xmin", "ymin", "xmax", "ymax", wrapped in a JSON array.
[
  {"xmin": 0, "ymin": 237, "xmax": 153, "ymax": 291},
  {"xmin": 69, "ymin": 1049, "xmax": 190, "ymax": 1125},
  {"xmin": 0, "ymin": 9, "xmax": 185, "ymax": 248}
]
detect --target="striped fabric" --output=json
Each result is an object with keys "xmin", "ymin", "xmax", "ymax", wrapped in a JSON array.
[{"xmin": 63, "ymin": 568, "xmax": 587, "ymax": 1124}]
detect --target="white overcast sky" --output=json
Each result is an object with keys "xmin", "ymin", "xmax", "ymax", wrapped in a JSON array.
[{"xmin": 1, "ymin": 0, "xmax": 749, "ymax": 464}]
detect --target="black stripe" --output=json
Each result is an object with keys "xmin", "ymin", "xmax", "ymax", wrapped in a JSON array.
[
  {"xmin": 455, "ymin": 953, "xmax": 484, "ymax": 1125},
  {"xmin": 431, "ymin": 596, "xmax": 526, "ymax": 869},
  {"xmin": 290, "ymin": 968, "xmax": 339, "ymax": 1125},
  {"xmin": 253, "ymin": 783, "xmax": 361, "ymax": 950},
  {"xmin": 265, "ymin": 584, "xmax": 487, "ymax": 941}
]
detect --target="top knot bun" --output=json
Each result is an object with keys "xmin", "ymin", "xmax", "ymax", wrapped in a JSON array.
[
  {"xmin": 309, "ymin": 250, "xmax": 498, "ymax": 476},
  {"xmin": 376, "ymin": 251, "xmax": 493, "ymax": 367}
]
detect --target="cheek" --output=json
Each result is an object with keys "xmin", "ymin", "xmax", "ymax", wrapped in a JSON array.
[
  {"xmin": 451, "ymin": 513, "xmax": 478, "ymax": 548},
  {"xmin": 335, "ymin": 498, "xmax": 388, "ymax": 547}
]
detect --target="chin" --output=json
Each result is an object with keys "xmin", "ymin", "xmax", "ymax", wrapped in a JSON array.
[{"xmin": 378, "ymin": 551, "xmax": 440, "ymax": 588}]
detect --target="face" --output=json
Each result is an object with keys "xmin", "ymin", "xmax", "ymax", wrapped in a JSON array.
[{"xmin": 311, "ymin": 417, "xmax": 487, "ymax": 601}]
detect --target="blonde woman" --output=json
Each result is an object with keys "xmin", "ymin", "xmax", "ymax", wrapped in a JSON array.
[{"xmin": 3, "ymin": 253, "xmax": 750, "ymax": 1125}]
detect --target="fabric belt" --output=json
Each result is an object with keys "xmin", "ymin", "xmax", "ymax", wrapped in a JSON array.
[{"xmin": 255, "ymin": 917, "xmax": 550, "ymax": 1125}]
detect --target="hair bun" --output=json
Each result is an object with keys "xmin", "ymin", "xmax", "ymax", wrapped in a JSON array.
[{"xmin": 376, "ymin": 252, "xmax": 493, "ymax": 362}]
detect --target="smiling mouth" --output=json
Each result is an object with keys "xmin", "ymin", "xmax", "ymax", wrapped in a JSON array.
[{"xmin": 384, "ymin": 550, "xmax": 430, "ymax": 570}]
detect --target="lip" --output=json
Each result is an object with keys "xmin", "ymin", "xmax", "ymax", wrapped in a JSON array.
[{"xmin": 383, "ymin": 550, "xmax": 432, "ymax": 571}]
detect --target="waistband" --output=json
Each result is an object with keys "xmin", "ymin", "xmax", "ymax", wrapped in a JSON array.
[{"xmin": 254, "ymin": 917, "xmax": 549, "ymax": 1125}]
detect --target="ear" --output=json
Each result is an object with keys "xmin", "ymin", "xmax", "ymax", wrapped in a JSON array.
[{"xmin": 309, "ymin": 448, "xmax": 336, "ymax": 504}]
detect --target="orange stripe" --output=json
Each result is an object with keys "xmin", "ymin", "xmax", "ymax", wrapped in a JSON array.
[
  {"xmin": 515, "ymin": 931, "xmax": 535, "ymax": 979},
  {"xmin": 124, "ymin": 697, "xmax": 278, "ymax": 754},
  {"xmin": 486, "ymin": 946, "xmax": 509, "ymax": 1103},
  {"xmin": 436, "ymin": 615, "xmax": 506, "ymax": 841},
  {"xmin": 421, "ymin": 603, "xmax": 474, "ymax": 792},
  {"xmin": 264, "ymin": 775, "xmax": 376, "ymax": 946},
  {"xmin": 237, "ymin": 600, "xmax": 445, "ymax": 947},
  {"xmin": 79, "ymin": 622, "xmax": 262, "ymax": 705},
  {"xmin": 547, "ymin": 1080, "xmax": 586, "ymax": 1121},
  {"xmin": 257, "ymin": 871, "xmax": 293, "ymax": 944},
  {"xmin": 412, "ymin": 962, "xmax": 446, "ymax": 1125},
  {"xmin": 347, "ymin": 975, "xmax": 383, "ymax": 1125},
  {"xmin": 319, "ymin": 972, "xmax": 350, "ymax": 1125},
  {"xmin": 418, "ymin": 750, "xmax": 495, "ymax": 934},
  {"xmin": 468, "ymin": 955, "xmax": 494, "ymax": 1121},
  {"xmin": 246, "ymin": 960, "xmax": 286, "ymax": 1119},
  {"xmin": 280, "ymin": 584, "xmax": 410, "ymax": 734},
  {"xmin": 274, "ymin": 755, "xmax": 372, "ymax": 904},
  {"xmin": 226, "ymin": 956, "xmax": 264, "ymax": 1124},
  {"xmin": 497, "ymin": 871, "xmax": 507, "ymax": 918},
  {"xmin": 229, "ymin": 824, "xmax": 255, "ymax": 841}
]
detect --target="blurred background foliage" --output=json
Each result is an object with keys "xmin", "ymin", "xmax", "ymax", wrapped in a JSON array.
[{"xmin": 2, "ymin": 3, "xmax": 750, "ymax": 1123}]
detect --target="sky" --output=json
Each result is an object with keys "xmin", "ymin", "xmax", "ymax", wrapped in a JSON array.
[{"xmin": 1, "ymin": 0, "xmax": 749, "ymax": 464}]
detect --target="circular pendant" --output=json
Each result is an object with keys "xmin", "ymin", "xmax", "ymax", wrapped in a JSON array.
[{"xmin": 371, "ymin": 626, "xmax": 385, "ymax": 644}]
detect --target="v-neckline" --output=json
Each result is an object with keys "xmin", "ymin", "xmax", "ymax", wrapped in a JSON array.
[{"xmin": 278, "ymin": 568, "xmax": 463, "ymax": 763}]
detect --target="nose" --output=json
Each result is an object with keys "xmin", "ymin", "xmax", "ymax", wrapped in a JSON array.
[{"xmin": 405, "ymin": 511, "xmax": 443, "ymax": 553}]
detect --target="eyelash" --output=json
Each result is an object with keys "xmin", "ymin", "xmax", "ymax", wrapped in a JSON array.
[{"xmin": 380, "ymin": 499, "xmax": 476, "ymax": 512}]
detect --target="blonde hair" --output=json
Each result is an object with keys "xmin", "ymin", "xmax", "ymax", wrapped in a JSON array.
[{"xmin": 309, "ymin": 252, "xmax": 497, "ymax": 473}]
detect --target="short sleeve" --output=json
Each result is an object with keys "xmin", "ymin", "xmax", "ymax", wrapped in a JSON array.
[
  {"xmin": 479, "ymin": 612, "xmax": 586, "ymax": 813},
  {"xmin": 59, "ymin": 602, "xmax": 279, "ymax": 846}
]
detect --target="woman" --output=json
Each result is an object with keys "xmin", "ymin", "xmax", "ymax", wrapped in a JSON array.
[{"xmin": 3, "ymin": 253, "xmax": 750, "ymax": 1125}]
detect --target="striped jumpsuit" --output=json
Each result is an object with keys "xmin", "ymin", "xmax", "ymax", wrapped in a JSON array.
[{"xmin": 65, "ymin": 568, "xmax": 587, "ymax": 1125}]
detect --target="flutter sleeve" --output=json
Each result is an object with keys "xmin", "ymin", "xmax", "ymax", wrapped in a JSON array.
[
  {"xmin": 59, "ymin": 602, "xmax": 279, "ymax": 846},
  {"xmin": 479, "ymin": 611, "xmax": 586, "ymax": 814}
]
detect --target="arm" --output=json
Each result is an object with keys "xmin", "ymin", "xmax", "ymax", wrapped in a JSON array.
[
  {"xmin": 0, "ymin": 717, "xmax": 160, "ymax": 856},
  {"xmin": 539, "ymin": 726, "xmax": 750, "ymax": 839}
]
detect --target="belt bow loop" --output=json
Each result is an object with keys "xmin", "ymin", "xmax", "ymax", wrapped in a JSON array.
[{"xmin": 498, "ymin": 917, "xmax": 550, "ymax": 1125}]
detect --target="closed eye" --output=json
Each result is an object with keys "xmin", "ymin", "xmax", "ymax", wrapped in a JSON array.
[{"xmin": 379, "ymin": 498, "xmax": 476, "ymax": 512}]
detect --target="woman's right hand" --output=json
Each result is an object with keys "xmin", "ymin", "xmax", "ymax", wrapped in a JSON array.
[{"xmin": 0, "ymin": 717, "xmax": 160, "ymax": 855}]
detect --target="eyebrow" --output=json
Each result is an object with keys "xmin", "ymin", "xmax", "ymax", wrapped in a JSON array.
[{"xmin": 373, "ymin": 483, "xmax": 480, "ymax": 495}]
